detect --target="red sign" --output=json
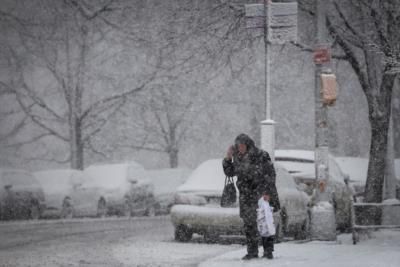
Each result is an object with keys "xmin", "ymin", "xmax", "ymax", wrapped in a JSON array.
[{"xmin": 313, "ymin": 47, "xmax": 331, "ymax": 64}]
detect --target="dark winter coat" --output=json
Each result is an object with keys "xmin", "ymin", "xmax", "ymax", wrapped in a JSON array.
[{"xmin": 222, "ymin": 134, "xmax": 280, "ymax": 217}]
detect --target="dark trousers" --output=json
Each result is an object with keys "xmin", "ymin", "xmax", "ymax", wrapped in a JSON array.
[
  {"xmin": 262, "ymin": 236, "xmax": 274, "ymax": 253},
  {"xmin": 240, "ymin": 196, "xmax": 259, "ymax": 256},
  {"xmin": 242, "ymin": 213, "xmax": 259, "ymax": 256}
]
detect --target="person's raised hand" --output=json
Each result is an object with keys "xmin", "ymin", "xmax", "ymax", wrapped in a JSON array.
[{"xmin": 226, "ymin": 145, "xmax": 234, "ymax": 160}]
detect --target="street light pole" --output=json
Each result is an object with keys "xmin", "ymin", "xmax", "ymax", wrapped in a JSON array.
[{"xmin": 260, "ymin": 0, "xmax": 276, "ymax": 162}]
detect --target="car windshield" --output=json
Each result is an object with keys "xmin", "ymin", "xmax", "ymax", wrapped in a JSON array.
[
  {"xmin": 275, "ymin": 165, "xmax": 297, "ymax": 188},
  {"xmin": 35, "ymin": 170, "xmax": 82, "ymax": 192},
  {"xmin": 84, "ymin": 164, "xmax": 128, "ymax": 188},
  {"xmin": 1, "ymin": 171, "xmax": 37, "ymax": 186}
]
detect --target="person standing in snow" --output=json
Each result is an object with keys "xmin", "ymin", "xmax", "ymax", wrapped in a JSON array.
[
  {"xmin": 257, "ymin": 192, "xmax": 276, "ymax": 259},
  {"xmin": 222, "ymin": 133, "xmax": 280, "ymax": 260}
]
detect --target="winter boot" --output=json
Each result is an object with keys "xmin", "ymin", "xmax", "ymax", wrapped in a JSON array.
[{"xmin": 242, "ymin": 254, "xmax": 258, "ymax": 260}]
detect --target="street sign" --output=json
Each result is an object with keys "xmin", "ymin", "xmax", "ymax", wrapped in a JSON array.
[
  {"xmin": 245, "ymin": 4, "xmax": 265, "ymax": 17},
  {"xmin": 245, "ymin": 2, "xmax": 298, "ymax": 43},
  {"xmin": 245, "ymin": 4, "xmax": 265, "ymax": 29},
  {"xmin": 268, "ymin": 2, "xmax": 298, "ymax": 44},
  {"xmin": 314, "ymin": 46, "xmax": 331, "ymax": 64},
  {"xmin": 246, "ymin": 16, "xmax": 265, "ymax": 29}
]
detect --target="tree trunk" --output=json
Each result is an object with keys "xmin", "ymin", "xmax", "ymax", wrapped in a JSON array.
[
  {"xmin": 384, "ymin": 108, "xmax": 396, "ymax": 200},
  {"xmin": 364, "ymin": 72, "xmax": 396, "ymax": 203},
  {"xmin": 70, "ymin": 117, "xmax": 84, "ymax": 170},
  {"xmin": 169, "ymin": 148, "xmax": 178, "ymax": 168}
]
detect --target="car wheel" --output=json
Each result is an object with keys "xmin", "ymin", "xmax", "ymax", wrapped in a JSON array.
[
  {"xmin": 275, "ymin": 209, "xmax": 287, "ymax": 243},
  {"xmin": 174, "ymin": 224, "xmax": 193, "ymax": 242},
  {"xmin": 97, "ymin": 197, "xmax": 107, "ymax": 218},
  {"xmin": 204, "ymin": 231, "xmax": 219, "ymax": 243},
  {"xmin": 146, "ymin": 206, "xmax": 155, "ymax": 217},
  {"xmin": 61, "ymin": 197, "xmax": 74, "ymax": 219},
  {"xmin": 294, "ymin": 217, "xmax": 310, "ymax": 240},
  {"xmin": 275, "ymin": 221, "xmax": 283, "ymax": 243},
  {"xmin": 30, "ymin": 202, "xmax": 40, "ymax": 220},
  {"xmin": 122, "ymin": 198, "xmax": 131, "ymax": 217}
]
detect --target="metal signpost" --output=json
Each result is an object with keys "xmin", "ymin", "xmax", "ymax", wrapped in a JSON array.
[
  {"xmin": 245, "ymin": 1, "xmax": 298, "ymax": 161},
  {"xmin": 311, "ymin": 0, "xmax": 337, "ymax": 241}
]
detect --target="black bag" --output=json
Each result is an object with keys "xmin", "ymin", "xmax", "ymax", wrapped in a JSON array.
[{"xmin": 220, "ymin": 176, "xmax": 237, "ymax": 207}]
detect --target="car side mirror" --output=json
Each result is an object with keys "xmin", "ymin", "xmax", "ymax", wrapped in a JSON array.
[{"xmin": 343, "ymin": 173, "xmax": 350, "ymax": 183}]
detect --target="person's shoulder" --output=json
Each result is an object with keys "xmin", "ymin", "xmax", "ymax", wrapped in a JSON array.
[{"xmin": 259, "ymin": 150, "xmax": 271, "ymax": 161}]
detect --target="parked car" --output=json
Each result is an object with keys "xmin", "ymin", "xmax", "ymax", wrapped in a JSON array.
[
  {"xmin": 145, "ymin": 168, "xmax": 192, "ymax": 215},
  {"xmin": 0, "ymin": 168, "xmax": 46, "ymax": 220},
  {"xmin": 34, "ymin": 169, "xmax": 84, "ymax": 219},
  {"xmin": 336, "ymin": 157, "xmax": 400, "ymax": 200},
  {"xmin": 70, "ymin": 162, "xmax": 156, "ymax": 218},
  {"xmin": 170, "ymin": 159, "xmax": 310, "ymax": 242},
  {"xmin": 275, "ymin": 149, "xmax": 353, "ymax": 231}
]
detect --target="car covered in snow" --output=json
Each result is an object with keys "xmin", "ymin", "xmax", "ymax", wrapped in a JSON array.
[
  {"xmin": 70, "ymin": 162, "xmax": 156, "ymax": 218},
  {"xmin": 335, "ymin": 157, "xmax": 400, "ymax": 200},
  {"xmin": 0, "ymin": 168, "xmax": 46, "ymax": 220},
  {"xmin": 145, "ymin": 168, "xmax": 192, "ymax": 215},
  {"xmin": 170, "ymin": 159, "xmax": 310, "ymax": 242},
  {"xmin": 34, "ymin": 169, "xmax": 84, "ymax": 218},
  {"xmin": 275, "ymin": 149, "xmax": 353, "ymax": 231}
]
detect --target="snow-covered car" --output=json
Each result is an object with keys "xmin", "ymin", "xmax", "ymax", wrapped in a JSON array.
[
  {"xmin": 275, "ymin": 149, "xmax": 353, "ymax": 231},
  {"xmin": 34, "ymin": 169, "xmax": 84, "ymax": 218},
  {"xmin": 336, "ymin": 157, "xmax": 400, "ymax": 199},
  {"xmin": 145, "ymin": 168, "xmax": 192, "ymax": 215},
  {"xmin": 170, "ymin": 159, "xmax": 310, "ymax": 242},
  {"xmin": 0, "ymin": 168, "xmax": 46, "ymax": 220},
  {"xmin": 71, "ymin": 162, "xmax": 156, "ymax": 218}
]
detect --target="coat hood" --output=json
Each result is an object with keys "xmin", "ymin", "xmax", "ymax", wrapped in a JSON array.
[{"xmin": 234, "ymin": 133, "xmax": 256, "ymax": 150}]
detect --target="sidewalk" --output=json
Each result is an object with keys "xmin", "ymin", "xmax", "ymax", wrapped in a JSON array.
[{"xmin": 199, "ymin": 230, "xmax": 400, "ymax": 267}]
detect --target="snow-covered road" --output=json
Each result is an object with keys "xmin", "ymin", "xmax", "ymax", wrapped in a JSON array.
[{"xmin": 0, "ymin": 216, "xmax": 240, "ymax": 267}]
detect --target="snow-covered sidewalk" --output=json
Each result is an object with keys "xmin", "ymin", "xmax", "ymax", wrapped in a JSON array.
[{"xmin": 199, "ymin": 230, "xmax": 400, "ymax": 267}]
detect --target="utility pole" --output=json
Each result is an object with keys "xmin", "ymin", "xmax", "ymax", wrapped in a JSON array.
[
  {"xmin": 314, "ymin": 0, "xmax": 330, "ymax": 202},
  {"xmin": 310, "ymin": 0, "xmax": 337, "ymax": 241}
]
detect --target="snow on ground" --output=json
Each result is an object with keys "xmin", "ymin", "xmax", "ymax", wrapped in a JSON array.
[
  {"xmin": 199, "ymin": 229, "xmax": 400, "ymax": 267},
  {"xmin": 112, "ymin": 238, "xmax": 241, "ymax": 267}
]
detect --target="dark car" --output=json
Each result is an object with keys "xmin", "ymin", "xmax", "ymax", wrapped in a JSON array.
[{"xmin": 0, "ymin": 168, "xmax": 46, "ymax": 220}]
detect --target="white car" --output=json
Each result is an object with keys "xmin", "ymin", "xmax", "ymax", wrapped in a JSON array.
[
  {"xmin": 71, "ymin": 162, "xmax": 156, "ymax": 218},
  {"xmin": 275, "ymin": 149, "xmax": 353, "ymax": 231},
  {"xmin": 0, "ymin": 168, "xmax": 46, "ymax": 220},
  {"xmin": 34, "ymin": 169, "xmax": 83, "ymax": 218},
  {"xmin": 145, "ymin": 168, "xmax": 192, "ymax": 215},
  {"xmin": 170, "ymin": 159, "xmax": 310, "ymax": 242}
]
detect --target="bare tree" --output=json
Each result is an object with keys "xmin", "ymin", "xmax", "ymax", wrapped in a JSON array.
[
  {"xmin": 298, "ymin": 0, "xmax": 400, "ymax": 203},
  {"xmin": 0, "ymin": 0, "xmax": 155, "ymax": 169}
]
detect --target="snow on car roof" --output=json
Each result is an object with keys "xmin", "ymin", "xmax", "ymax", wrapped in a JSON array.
[
  {"xmin": 275, "ymin": 149, "xmax": 315, "ymax": 162},
  {"xmin": 145, "ymin": 168, "xmax": 192, "ymax": 196},
  {"xmin": 34, "ymin": 169, "xmax": 83, "ymax": 192},
  {"xmin": 335, "ymin": 157, "xmax": 369, "ymax": 183},
  {"xmin": 83, "ymin": 162, "xmax": 148, "ymax": 188},
  {"xmin": 177, "ymin": 159, "xmax": 224, "ymax": 196},
  {"xmin": 336, "ymin": 157, "xmax": 400, "ymax": 183},
  {"xmin": 275, "ymin": 161, "xmax": 315, "ymax": 178}
]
